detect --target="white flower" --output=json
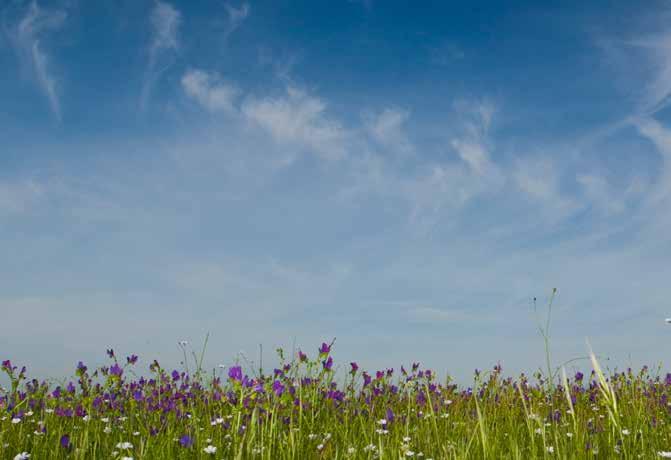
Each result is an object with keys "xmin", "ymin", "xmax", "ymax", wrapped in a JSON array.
[
  {"xmin": 377, "ymin": 419, "xmax": 387, "ymax": 425},
  {"xmin": 403, "ymin": 436, "xmax": 411, "ymax": 442},
  {"xmin": 534, "ymin": 428, "xmax": 542, "ymax": 435},
  {"xmin": 546, "ymin": 446, "xmax": 554, "ymax": 453},
  {"xmin": 45, "ymin": 408, "xmax": 54, "ymax": 414},
  {"xmin": 443, "ymin": 399, "xmax": 453, "ymax": 405},
  {"xmin": 82, "ymin": 415, "xmax": 90, "ymax": 422},
  {"xmin": 308, "ymin": 433, "xmax": 318, "ymax": 440},
  {"xmin": 104, "ymin": 426, "xmax": 112, "ymax": 434},
  {"xmin": 132, "ymin": 432, "xmax": 140, "ymax": 436},
  {"xmin": 14, "ymin": 454, "xmax": 30, "ymax": 460},
  {"xmin": 317, "ymin": 444, "xmax": 324, "ymax": 451},
  {"xmin": 25, "ymin": 411, "xmax": 33, "ymax": 417},
  {"xmin": 116, "ymin": 442, "xmax": 133, "ymax": 450},
  {"xmin": 375, "ymin": 428, "xmax": 389, "ymax": 435},
  {"xmin": 658, "ymin": 452, "xmax": 671, "ymax": 458},
  {"xmin": 203, "ymin": 445, "xmax": 217, "ymax": 454},
  {"xmin": 406, "ymin": 451, "xmax": 415, "ymax": 457},
  {"xmin": 566, "ymin": 432, "xmax": 574, "ymax": 438},
  {"xmin": 622, "ymin": 429, "xmax": 630, "ymax": 435},
  {"xmin": 11, "ymin": 418, "xmax": 21, "ymax": 424},
  {"xmin": 347, "ymin": 447, "xmax": 356, "ymax": 454},
  {"xmin": 323, "ymin": 433, "xmax": 332, "ymax": 441},
  {"xmin": 121, "ymin": 457, "xmax": 134, "ymax": 460},
  {"xmin": 101, "ymin": 417, "xmax": 110, "ymax": 423}
]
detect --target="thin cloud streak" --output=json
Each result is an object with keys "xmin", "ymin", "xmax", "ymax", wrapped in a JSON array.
[
  {"xmin": 7, "ymin": 1, "xmax": 67, "ymax": 120},
  {"xmin": 140, "ymin": 0, "xmax": 181, "ymax": 111}
]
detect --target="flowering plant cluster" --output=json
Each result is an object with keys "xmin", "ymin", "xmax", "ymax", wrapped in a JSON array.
[{"xmin": 0, "ymin": 346, "xmax": 670, "ymax": 459}]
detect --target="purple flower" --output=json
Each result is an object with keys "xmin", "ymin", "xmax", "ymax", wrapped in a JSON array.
[
  {"xmin": 126, "ymin": 355, "xmax": 138, "ymax": 365},
  {"xmin": 106, "ymin": 349, "xmax": 115, "ymax": 359},
  {"xmin": 386, "ymin": 407, "xmax": 395, "ymax": 423},
  {"xmin": 322, "ymin": 356, "xmax": 333, "ymax": 371},
  {"xmin": 1, "ymin": 359, "xmax": 11, "ymax": 371},
  {"xmin": 228, "ymin": 366, "xmax": 243, "ymax": 382},
  {"xmin": 171, "ymin": 370, "xmax": 181, "ymax": 381},
  {"xmin": 66, "ymin": 382, "xmax": 76, "ymax": 393},
  {"xmin": 298, "ymin": 350, "xmax": 307, "ymax": 362},
  {"xmin": 350, "ymin": 362, "xmax": 359, "ymax": 374},
  {"xmin": 575, "ymin": 371, "xmax": 584, "ymax": 382},
  {"xmin": 109, "ymin": 364, "xmax": 123, "ymax": 377},
  {"xmin": 272, "ymin": 380, "xmax": 285, "ymax": 396},
  {"xmin": 179, "ymin": 434, "xmax": 193, "ymax": 448},
  {"xmin": 76, "ymin": 361, "xmax": 87, "ymax": 374},
  {"xmin": 60, "ymin": 434, "xmax": 70, "ymax": 449},
  {"xmin": 319, "ymin": 342, "xmax": 331, "ymax": 355}
]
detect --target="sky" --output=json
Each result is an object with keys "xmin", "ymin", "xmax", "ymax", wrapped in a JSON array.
[{"xmin": 1, "ymin": 0, "xmax": 671, "ymax": 383}]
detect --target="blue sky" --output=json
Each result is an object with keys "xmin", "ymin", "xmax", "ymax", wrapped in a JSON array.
[{"xmin": 2, "ymin": 0, "xmax": 671, "ymax": 382}]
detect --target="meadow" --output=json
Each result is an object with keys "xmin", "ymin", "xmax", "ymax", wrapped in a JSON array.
[{"xmin": 1, "ymin": 337, "xmax": 670, "ymax": 459}]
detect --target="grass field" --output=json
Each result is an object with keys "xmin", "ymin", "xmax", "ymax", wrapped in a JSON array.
[{"xmin": 1, "ymin": 338, "xmax": 670, "ymax": 459}]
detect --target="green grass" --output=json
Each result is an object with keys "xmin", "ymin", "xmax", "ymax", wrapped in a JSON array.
[{"xmin": 1, "ymin": 342, "xmax": 670, "ymax": 459}]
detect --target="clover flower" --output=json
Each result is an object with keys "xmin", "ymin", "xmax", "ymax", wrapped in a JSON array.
[
  {"xmin": 13, "ymin": 453, "xmax": 30, "ymax": 460},
  {"xmin": 203, "ymin": 445, "xmax": 217, "ymax": 454},
  {"xmin": 116, "ymin": 442, "xmax": 133, "ymax": 449}
]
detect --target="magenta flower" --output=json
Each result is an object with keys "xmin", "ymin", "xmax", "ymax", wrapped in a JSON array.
[
  {"xmin": 350, "ymin": 362, "xmax": 359, "ymax": 374},
  {"xmin": 298, "ymin": 350, "xmax": 307, "ymax": 362},
  {"xmin": 272, "ymin": 380, "xmax": 285, "ymax": 396},
  {"xmin": 319, "ymin": 342, "xmax": 331, "ymax": 355},
  {"xmin": 126, "ymin": 355, "xmax": 138, "ymax": 365}
]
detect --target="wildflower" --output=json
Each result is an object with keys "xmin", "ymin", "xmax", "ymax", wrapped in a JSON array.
[
  {"xmin": 444, "ymin": 399, "xmax": 453, "ymax": 405},
  {"xmin": 403, "ymin": 437, "xmax": 411, "ymax": 442},
  {"xmin": 534, "ymin": 428, "xmax": 542, "ymax": 435},
  {"xmin": 375, "ymin": 428, "xmax": 389, "ymax": 435},
  {"xmin": 14, "ymin": 453, "xmax": 30, "ymax": 460},
  {"xmin": 567, "ymin": 432, "xmax": 574, "ymax": 438},
  {"xmin": 103, "ymin": 426, "xmax": 112, "ymax": 434},
  {"xmin": 308, "ymin": 434, "xmax": 318, "ymax": 440},
  {"xmin": 377, "ymin": 419, "xmax": 387, "ymax": 426},
  {"xmin": 228, "ymin": 366, "xmax": 243, "ymax": 382},
  {"xmin": 317, "ymin": 444, "xmax": 324, "ymax": 451},
  {"xmin": 121, "ymin": 457, "xmax": 134, "ymax": 460},
  {"xmin": 347, "ymin": 447, "xmax": 356, "ymax": 454},
  {"xmin": 350, "ymin": 362, "xmax": 359, "ymax": 374},
  {"xmin": 658, "ymin": 452, "xmax": 671, "ymax": 458},
  {"xmin": 203, "ymin": 445, "xmax": 217, "ymax": 454},
  {"xmin": 60, "ymin": 434, "xmax": 70, "ymax": 449},
  {"xmin": 132, "ymin": 432, "xmax": 140, "ymax": 436},
  {"xmin": 547, "ymin": 446, "xmax": 554, "ymax": 454},
  {"xmin": 622, "ymin": 429, "xmax": 630, "ymax": 436},
  {"xmin": 179, "ymin": 435, "xmax": 193, "ymax": 448},
  {"xmin": 319, "ymin": 342, "xmax": 331, "ymax": 355},
  {"xmin": 116, "ymin": 442, "xmax": 133, "ymax": 449},
  {"xmin": 406, "ymin": 452, "xmax": 415, "ymax": 457},
  {"xmin": 11, "ymin": 418, "xmax": 21, "ymax": 424}
]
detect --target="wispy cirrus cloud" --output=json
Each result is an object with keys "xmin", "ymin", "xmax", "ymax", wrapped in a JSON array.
[
  {"xmin": 181, "ymin": 69, "xmax": 239, "ymax": 113},
  {"xmin": 223, "ymin": 2, "xmax": 250, "ymax": 40},
  {"xmin": 140, "ymin": 0, "xmax": 181, "ymax": 111},
  {"xmin": 6, "ymin": 0, "xmax": 66, "ymax": 120},
  {"xmin": 241, "ymin": 86, "xmax": 348, "ymax": 161}
]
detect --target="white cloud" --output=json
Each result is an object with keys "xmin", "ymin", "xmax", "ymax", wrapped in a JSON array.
[
  {"xmin": 365, "ymin": 108, "xmax": 413, "ymax": 155},
  {"xmin": 224, "ymin": 2, "xmax": 250, "ymax": 38},
  {"xmin": 513, "ymin": 155, "xmax": 578, "ymax": 221},
  {"xmin": 576, "ymin": 173, "xmax": 629, "ymax": 215},
  {"xmin": 10, "ymin": 1, "xmax": 67, "ymax": 120},
  {"xmin": 140, "ymin": 1, "xmax": 181, "ymax": 110},
  {"xmin": 182, "ymin": 69, "xmax": 239, "ymax": 113},
  {"xmin": 241, "ymin": 86, "xmax": 347, "ymax": 161}
]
